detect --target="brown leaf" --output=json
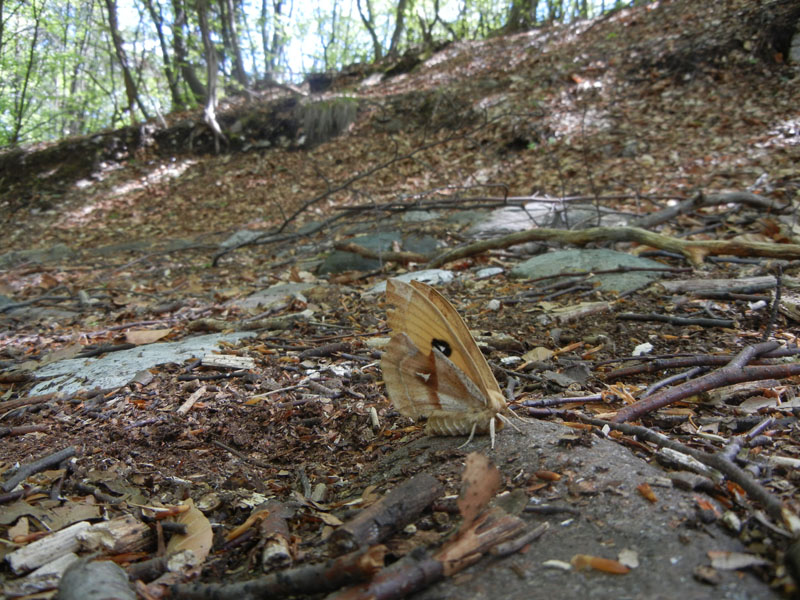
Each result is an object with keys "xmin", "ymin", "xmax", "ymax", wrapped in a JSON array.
[
  {"xmin": 165, "ymin": 499, "xmax": 213, "ymax": 564},
  {"xmin": 571, "ymin": 554, "xmax": 631, "ymax": 574},
  {"xmin": 457, "ymin": 452, "xmax": 501, "ymax": 529},
  {"xmin": 125, "ymin": 329, "xmax": 172, "ymax": 345}
]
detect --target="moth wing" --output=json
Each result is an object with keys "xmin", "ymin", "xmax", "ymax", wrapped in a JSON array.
[
  {"xmin": 381, "ymin": 332, "xmax": 488, "ymax": 418},
  {"xmin": 410, "ymin": 280, "xmax": 502, "ymax": 397},
  {"xmin": 385, "ymin": 279, "xmax": 503, "ymax": 406}
]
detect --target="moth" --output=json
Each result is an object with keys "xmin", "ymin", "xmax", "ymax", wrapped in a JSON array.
[{"xmin": 380, "ymin": 278, "xmax": 515, "ymax": 448}]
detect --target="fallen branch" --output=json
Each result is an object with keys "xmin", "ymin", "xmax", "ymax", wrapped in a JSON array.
[
  {"xmin": 616, "ymin": 312, "xmax": 734, "ymax": 328},
  {"xmin": 325, "ymin": 508, "xmax": 530, "ymax": 600},
  {"xmin": 631, "ymin": 191, "xmax": 788, "ymax": 230},
  {"xmin": 328, "ymin": 472, "xmax": 443, "ymax": 555},
  {"xmin": 611, "ymin": 341, "xmax": 789, "ymax": 423},
  {"xmin": 333, "ymin": 242, "xmax": 428, "ymax": 264},
  {"xmin": 171, "ymin": 545, "xmax": 387, "ymax": 600},
  {"xmin": 604, "ymin": 346, "xmax": 800, "ymax": 380},
  {"xmin": 2, "ymin": 446, "xmax": 76, "ymax": 492},
  {"xmin": 427, "ymin": 226, "xmax": 800, "ymax": 268}
]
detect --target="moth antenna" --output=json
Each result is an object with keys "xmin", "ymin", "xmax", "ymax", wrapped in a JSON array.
[
  {"xmin": 506, "ymin": 403, "xmax": 535, "ymax": 425},
  {"xmin": 497, "ymin": 411, "xmax": 523, "ymax": 434}
]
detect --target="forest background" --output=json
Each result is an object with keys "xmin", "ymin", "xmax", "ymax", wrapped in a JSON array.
[{"xmin": 1, "ymin": 0, "xmax": 645, "ymax": 146}]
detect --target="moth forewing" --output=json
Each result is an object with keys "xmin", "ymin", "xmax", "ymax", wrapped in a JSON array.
[
  {"xmin": 386, "ymin": 279, "xmax": 503, "ymax": 403},
  {"xmin": 381, "ymin": 278, "xmax": 512, "ymax": 448},
  {"xmin": 409, "ymin": 280, "xmax": 504, "ymax": 401},
  {"xmin": 380, "ymin": 332, "xmax": 438, "ymax": 418}
]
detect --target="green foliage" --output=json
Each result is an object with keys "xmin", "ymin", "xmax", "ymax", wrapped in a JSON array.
[{"xmin": 0, "ymin": 0, "xmax": 653, "ymax": 146}]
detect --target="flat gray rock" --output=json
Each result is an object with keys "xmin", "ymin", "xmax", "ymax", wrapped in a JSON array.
[
  {"xmin": 228, "ymin": 282, "xmax": 318, "ymax": 311},
  {"xmin": 30, "ymin": 332, "xmax": 256, "ymax": 396},
  {"xmin": 510, "ymin": 249, "xmax": 666, "ymax": 294},
  {"xmin": 0, "ymin": 244, "xmax": 75, "ymax": 268}
]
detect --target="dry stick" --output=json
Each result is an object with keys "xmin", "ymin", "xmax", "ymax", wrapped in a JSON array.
[
  {"xmin": 631, "ymin": 191, "xmax": 788, "ymax": 229},
  {"xmin": 171, "ymin": 545, "xmax": 387, "ymax": 600},
  {"xmin": 763, "ymin": 263, "xmax": 783, "ymax": 341},
  {"xmin": 612, "ymin": 341, "xmax": 783, "ymax": 423},
  {"xmin": 328, "ymin": 472, "xmax": 444, "ymax": 555},
  {"xmin": 0, "ymin": 424, "xmax": 49, "ymax": 438},
  {"xmin": 427, "ymin": 226, "xmax": 800, "ymax": 269},
  {"xmin": 604, "ymin": 346, "xmax": 800, "ymax": 380},
  {"xmin": 325, "ymin": 547, "xmax": 443, "ymax": 600},
  {"xmin": 331, "ymin": 193, "xmax": 686, "ymax": 213},
  {"xmin": 574, "ymin": 414, "xmax": 786, "ymax": 525},
  {"xmin": 616, "ymin": 312, "xmax": 734, "ymax": 328},
  {"xmin": 326, "ymin": 508, "xmax": 529, "ymax": 600},
  {"xmin": 0, "ymin": 392, "xmax": 68, "ymax": 414},
  {"xmin": 2, "ymin": 446, "xmax": 77, "ymax": 492},
  {"xmin": 642, "ymin": 366, "xmax": 707, "ymax": 398},
  {"xmin": 333, "ymin": 241, "xmax": 429, "ymax": 264}
]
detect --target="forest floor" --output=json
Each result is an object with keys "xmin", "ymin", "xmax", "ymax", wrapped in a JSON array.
[{"xmin": 2, "ymin": 0, "xmax": 800, "ymax": 598}]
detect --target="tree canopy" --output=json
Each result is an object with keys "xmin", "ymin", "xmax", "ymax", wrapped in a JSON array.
[{"xmin": 0, "ymin": 0, "xmax": 644, "ymax": 146}]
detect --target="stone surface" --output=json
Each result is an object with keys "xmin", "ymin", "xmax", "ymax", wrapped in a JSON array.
[
  {"xmin": 30, "ymin": 332, "xmax": 256, "ymax": 396},
  {"xmin": 510, "ymin": 249, "xmax": 666, "ymax": 294},
  {"xmin": 372, "ymin": 419, "xmax": 777, "ymax": 600},
  {"xmin": 0, "ymin": 244, "xmax": 75, "ymax": 268}
]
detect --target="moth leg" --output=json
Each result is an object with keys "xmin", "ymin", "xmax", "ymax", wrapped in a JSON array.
[
  {"xmin": 457, "ymin": 423, "xmax": 479, "ymax": 449},
  {"xmin": 489, "ymin": 416, "xmax": 496, "ymax": 449}
]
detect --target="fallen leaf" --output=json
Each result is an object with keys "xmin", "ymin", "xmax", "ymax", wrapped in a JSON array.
[
  {"xmin": 457, "ymin": 453, "xmax": 501, "ymax": 529},
  {"xmin": 126, "ymin": 328, "xmax": 172, "ymax": 345},
  {"xmin": 166, "ymin": 499, "xmax": 213, "ymax": 564},
  {"xmin": 571, "ymin": 554, "xmax": 630, "ymax": 574}
]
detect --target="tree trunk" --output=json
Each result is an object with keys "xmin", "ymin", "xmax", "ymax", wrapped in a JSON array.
[
  {"xmin": 104, "ymin": 0, "xmax": 150, "ymax": 124},
  {"xmin": 142, "ymin": 0, "xmax": 185, "ymax": 110},
  {"xmin": 197, "ymin": 0, "xmax": 224, "ymax": 152},
  {"xmin": 387, "ymin": 0, "xmax": 409, "ymax": 58},
  {"xmin": 10, "ymin": 0, "xmax": 42, "ymax": 143},
  {"xmin": 172, "ymin": 0, "xmax": 206, "ymax": 103},
  {"xmin": 506, "ymin": 0, "xmax": 540, "ymax": 32},
  {"xmin": 356, "ymin": 0, "xmax": 383, "ymax": 61},
  {"xmin": 219, "ymin": 0, "xmax": 248, "ymax": 88}
]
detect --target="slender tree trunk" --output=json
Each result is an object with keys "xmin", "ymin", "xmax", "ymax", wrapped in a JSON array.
[
  {"xmin": 269, "ymin": 0, "xmax": 287, "ymax": 72},
  {"xmin": 356, "ymin": 0, "xmax": 382, "ymax": 61},
  {"xmin": 142, "ymin": 0, "xmax": 185, "ymax": 110},
  {"xmin": 104, "ymin": 0, "xmax": 150, "ymax": 124},
  {"xmin": 11, "ymin": 0, "xmax": 42, "ymax": 143},
  {"xmin": 197, "ymin": 0, "xmax": 224, "ymax": 152},
  {"xmin": 387, "ymin": 0, "xmax": 409, "ymax": 57},
  {"xmin": 219, "ymin": 0, "xmax": 248, "ymax": 87},
  {"xmin": 172, "ymin": 0, "xmax": 206, "ymax": 102}
]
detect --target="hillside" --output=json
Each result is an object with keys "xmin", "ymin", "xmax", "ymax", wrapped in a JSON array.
[{"xmin": 2, "ymin": 0, "xmax": 800, "ymax": 598}]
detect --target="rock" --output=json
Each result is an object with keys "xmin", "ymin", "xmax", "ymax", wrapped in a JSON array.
[{"xmin": 510, "ymin": 249, "xmax": 666, "ymax": 294}]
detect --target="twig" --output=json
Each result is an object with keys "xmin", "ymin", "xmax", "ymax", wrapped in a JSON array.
[
  {"xmin": 616, "ymin": 313, "xmax": 734, "ymax": 328},
  {"xmin": 2, "ymin": 446, "xmax": 76, "ymax": 492},
  {"xmin": 328, "ymin": 472, "xmax": 443, "ymax": 555},
  {"xmin": 611, "ymin": 341, "xmax": 785, "ymax": 423},
  {"xmin": 763, "ymin": 263, "xmax": 783, "ymax": 340},
  {"xmin": 171, "ymin": 545, "xmax": 387, "ymax": 600},
  {"xmin": 427, "ymin": 226, "xmax": 800, "ymax": 269},
  {"xmin": 333, "ymin": 242, "xmax": 428, "ymax": 264},
  {"xmin": 631, "ymin": 191, "xmax": 788, "ymax": 229},
  {"xmin": 603, "ymin": 345, "xmax": 800, "ymax": 380}
]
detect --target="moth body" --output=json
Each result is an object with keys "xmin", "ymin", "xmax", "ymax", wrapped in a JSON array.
[{"xmin": 381, "ymin": 278, "xmax": 510, "ymax": 448}]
